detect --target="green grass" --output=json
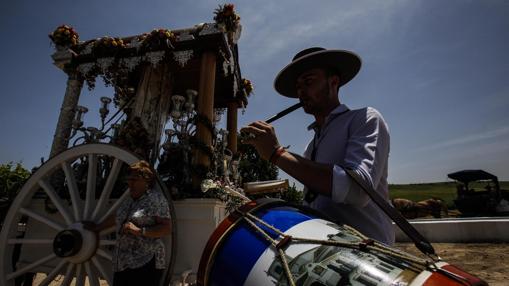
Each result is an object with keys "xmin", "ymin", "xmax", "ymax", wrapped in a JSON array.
[{"xmin": 389, "ymin": 181, "xmax": 509, "ymax": 210}]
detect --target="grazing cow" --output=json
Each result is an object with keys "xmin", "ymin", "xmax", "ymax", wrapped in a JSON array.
[{"xmin": 392, "ymin": 197, "xmax": 448, "ymax": 219}]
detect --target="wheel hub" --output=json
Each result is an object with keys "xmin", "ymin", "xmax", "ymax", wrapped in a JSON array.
[
  {"xmin": 53, "ymin": 229, "xmax": 82, "ymax": 257},
  {"xmin": 52, "ymin": 223, "xmax": 98, "ymax": 263}
]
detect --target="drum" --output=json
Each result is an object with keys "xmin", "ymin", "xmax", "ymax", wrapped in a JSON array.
[{"xmin": 197, "ymin": 199, "xmax": 487, "ymax": 286}]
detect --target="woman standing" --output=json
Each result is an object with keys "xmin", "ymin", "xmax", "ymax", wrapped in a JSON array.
[{"xmin": 92, "ymin": 160, "xmax": 171, "ymax": 286}]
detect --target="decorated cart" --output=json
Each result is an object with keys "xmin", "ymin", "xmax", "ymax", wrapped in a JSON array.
[
  {"xmin": 0, "ymin": 5, "xmax": 259, "ymax": 286},
  {"xmin": 0, "ymin": 5, "xmax": 490, "ymax": 286}
]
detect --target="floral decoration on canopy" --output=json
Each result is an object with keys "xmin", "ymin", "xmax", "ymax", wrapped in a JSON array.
[
  {"xmin": 49, "ymin": 25, "xmax": 79, "ymax": 47},
  {"xmin": 142, "ymin": 29, "xmax": 176, "ymax": 50},
  {"xmin": 93, "ymin": 37, "xmax": 126, "ymax": 56},
  {"xmin": 214, "ymin": 4, "xmax": 241, "ymax": 32}
]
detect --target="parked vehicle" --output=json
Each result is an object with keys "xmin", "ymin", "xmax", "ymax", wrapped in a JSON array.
[{"xmin": 448, "ymin": 170, "xmax": 509, "ymax": 216}]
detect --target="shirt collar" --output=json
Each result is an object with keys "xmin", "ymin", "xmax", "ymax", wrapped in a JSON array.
[{"xmin": 307, "ymin": 104, "xmax": 349, "ymax": 131}]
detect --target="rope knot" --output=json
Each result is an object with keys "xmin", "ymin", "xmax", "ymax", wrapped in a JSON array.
[
  {"xmin": 276, "ymin": 235, "xmax": 293, "ymax": 250},
  {"xmin": 359, "ymin": 239, "xmax": 375, "ymax": 251}
]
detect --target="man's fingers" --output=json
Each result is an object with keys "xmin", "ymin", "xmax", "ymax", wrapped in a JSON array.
[
  {"xmin": 256, "ymin": 121, "xmax": 272, "ymax": 128},
  {"xmin": 241, "ymin": 121, "xmax": 274, "ymax": 135},
  {"xmin": 242, "ymin": 138, "xmax": 255, "ymax": 145},
  {"xmin": 240, "ymin": 125, "xmax": 265, "ymax": 135},
  {"xmin": 251, "ymin": 121, "xmax": 273, "ymax": 131},
  {"xmin": 241, "ymin": 134, "xmax": 259, "ymax": 146}
]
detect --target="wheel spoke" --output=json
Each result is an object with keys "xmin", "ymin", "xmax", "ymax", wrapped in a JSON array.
[
  {"xmin": 6, "ymin": 253, "xmax": 56, "ymax": 280},
  {"xmin": 100, "ymin": 225, "xmax": 116, "ymax": 236},
  {"xmin": 62, "ymin": 161, "xmax": 83, "ymax": 221},
  {"xmin": 38, "ymin": 259, "xmax": 68, "ymax": 286},
  {"xmin": 39, "ymin": 179, "xmax": 73, "ymax": 224},
  {"xmin": 99, "ymin": 239, "xmax": 116, "ymax": 246},
  {"xmin": 96, "ymin": 249, "xmax": 113, "ymax": 262},
  {"xmin": 98, "ymin": 189, "xmax": 129, "ymax": 223},
  {"xmin": 19, "ymin": 207, "xmax": 64, "ymax": 231},
  {"xmin": 92, "ymin": 158, "xmax": 122, "ymax": 221},
  {"xmin": 76, "ymin": 263, "xmax": 85, "ymax": 286},
  {"xmin": 85, "ymin": 261, "xmax": 100, "ymax": 286},
  {"xmin": 60, "ymin": 263, "xmax": 75, "ymax": 286},
  {"xmin": 8, "ymin": 238, "xmax": 53, "ymax": 244},
  {"xmin": 84, "ymin": 154, "xmax": 98, "ymax": 220},
  {"xmin": 92, "ymin": 256, "xmax": 112, "ymax": 285}
]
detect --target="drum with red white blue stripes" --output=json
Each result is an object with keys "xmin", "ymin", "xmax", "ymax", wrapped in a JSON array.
[{"xmin": 197, "ymin": 199, "xmax": 487, "ymax": 286}]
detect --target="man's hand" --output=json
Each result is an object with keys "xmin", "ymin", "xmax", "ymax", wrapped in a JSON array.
[
  {"xmin": 240, "ymin": 121, "xmax": 281, "ymax": 160},
  {"xmin": 122, "ymin": 221, "xmax": 142, "ymax": 236}
]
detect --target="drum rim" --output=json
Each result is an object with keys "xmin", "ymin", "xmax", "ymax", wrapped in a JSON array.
[
  {"xmin": 196, "ymin": 198, "xmax": 334, "ymax": 286},
  {"xmin": 197, "ymin": 199, "xmax": 274, "ymax": 286}
]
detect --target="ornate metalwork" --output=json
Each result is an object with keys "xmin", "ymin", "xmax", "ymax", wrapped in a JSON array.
[
  {"xmin": 170, "ymin": 95, "xmax": 186, "ymax": 120},
  {"xmin": 97, "ymin": 57, "xmax": 115, "ymax": 73},
  {"xmin": 120, "ymin": 56, "xmax": 142, "ymax": 72},
  {"xmin": 145, "ymin": 51, "xmax": 166, "ymax": 67},
  {"xmin": 219, "ymin": 48, "xmax": 235, "ymax": 77},
  {"xmin": 99, "ymin": 97, "xmax": 112, "ymax": 124},
  {"xmin": 173, "ymin": 50, "xmax": 194, "ymax": 67},
  {"xmin": 71, "ymin": 106, "xmax": 88, "ymax": 134},
  {"xmin": 68, "ymin": 95, "xmax": 126, "ymax": 146},
  {"xmin": 185, "ymin": 89, "xmax": 198, "ymax": 112},
  {"xmin": 77, "ymin": 63, "xmax": 95, "ymax": 76}
]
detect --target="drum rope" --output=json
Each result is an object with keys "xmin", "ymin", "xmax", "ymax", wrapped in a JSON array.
[
  {"xmin": 242, "ymin": 212, "xmax": 432, "ymax": 278},
  {"xmin": 246, "ymin": 212, "xmax": 427, "ymax": 266},
  {"xmin": 277, "ymin": 248, "xmax": 295, "ymax": 286},
  {"xmin": 241, "ymin": 214, "xmax": 297, "ymax": 286}
]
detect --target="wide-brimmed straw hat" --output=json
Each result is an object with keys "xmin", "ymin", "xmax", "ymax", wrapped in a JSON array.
[{"xmin": 274, "ymin": 47, "xmax": 362, "ymax": 98}]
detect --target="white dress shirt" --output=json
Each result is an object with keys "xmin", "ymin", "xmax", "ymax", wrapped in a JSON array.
[{"xmin": 303, "ymin": 104, "xmax": 395, "ymax": 245}]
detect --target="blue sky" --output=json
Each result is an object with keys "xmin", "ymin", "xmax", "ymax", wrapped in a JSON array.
[{"xmin": 0, "ymin": 0, "xmax": 508, "ymax": 184}]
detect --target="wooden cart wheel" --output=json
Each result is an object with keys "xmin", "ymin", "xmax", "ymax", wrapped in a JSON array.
[{"xmin": 0, "ymin": 143, "xmax": 177, "ymax": 286}]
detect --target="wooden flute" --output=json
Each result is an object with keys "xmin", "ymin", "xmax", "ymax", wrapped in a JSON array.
[{"xmin": 265, "ymin": 102, "xmax": 302, "ymax": 123}]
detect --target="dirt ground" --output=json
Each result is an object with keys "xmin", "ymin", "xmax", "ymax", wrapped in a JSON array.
[{"xmin": 396, "ymin": 243, "xmax": 509, "ymax": 286}]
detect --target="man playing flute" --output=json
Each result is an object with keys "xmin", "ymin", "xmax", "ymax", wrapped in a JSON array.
[{"xmin": 242, "ymin": 47, "xmax": 394, "ymax": 245}]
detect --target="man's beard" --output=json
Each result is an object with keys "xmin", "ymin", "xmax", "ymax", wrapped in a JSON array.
[{"xmin": 300, "ymin": 81, "xmax": 330, "ymax": 115}]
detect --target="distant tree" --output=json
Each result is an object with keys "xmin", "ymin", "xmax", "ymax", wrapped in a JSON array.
[
  {"xmin": 1, "ymin": 162, "xmax": 31, "ymax": 227},
  {"xmin": 1, "ymin": 162, "xmax": 34, "ymax": 283}
]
